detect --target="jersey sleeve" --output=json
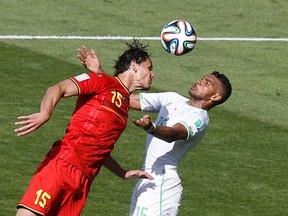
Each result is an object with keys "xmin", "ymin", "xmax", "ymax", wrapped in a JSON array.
[
  {"xmin": 178, "ymin": 111, "xmax": 209, "ymax": 140},
  {"xmin": 70, "ymin": 72, "xmax": 106, "ymax": 95}
]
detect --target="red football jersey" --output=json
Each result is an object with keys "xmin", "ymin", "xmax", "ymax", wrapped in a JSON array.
[{"xmin": 47, "ymin": 72, "xmax": 130, "ymax": 181}]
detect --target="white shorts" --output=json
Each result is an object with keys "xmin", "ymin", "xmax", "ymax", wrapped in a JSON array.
[{"xmin": 129, "ymin": 167, "xmax": 183, "ymax": 216}]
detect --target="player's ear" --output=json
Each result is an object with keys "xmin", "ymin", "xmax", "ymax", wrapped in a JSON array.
[
  {"xmin": 130, "ymin": 61, "xmax": 137, "ymax": 72},
  {"xmin": 210, "ymin": 93, "xmax": 222, "ymax": 102}
]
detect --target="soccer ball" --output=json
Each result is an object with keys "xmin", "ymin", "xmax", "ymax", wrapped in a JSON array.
[{"xmin": 160, "ymin": 19, "xmax": 197, "ymax": 56}]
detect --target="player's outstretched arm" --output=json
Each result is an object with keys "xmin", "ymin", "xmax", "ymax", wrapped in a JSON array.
[
  {"xmin": 14, "ymin": 79, "xmax": 78, "ymax": 136},
  {"xmin": 14, "ymin": 112, "xmax": 50, "ymax": 137},
  {"xmin": 104, "ymin": 156, "xmax": 153, "ymax": 180},
  {"xmin": 77, "ymin": 45, "xmax": 102, "ymax": 74}
]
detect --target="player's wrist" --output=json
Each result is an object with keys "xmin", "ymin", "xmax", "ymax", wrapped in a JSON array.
[{"xmin": 144, "ymin": 121, "xmax": 157, "ymax": 134}]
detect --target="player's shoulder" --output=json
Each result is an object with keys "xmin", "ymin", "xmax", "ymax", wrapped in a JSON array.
[
  {"xmin": 191, "ymin": 108, "xmax": 209, "ymax": 126},
  {"xmin": 88, "ymin": 71, "xmax": 110, "ymax": 79},
  {"xmin": 72, "ymin": 71, "xmax": 109, "ymax": 81},
  {"xmin": 88, "ymin": 72, "xmax": 120, "ymax": 86},
  {"xmin": 156, "ymin": 92, "xmax": 187, "ymax": 104},
  {"xmin": 164, "ymin": 92, "xmax": 188, "ymax": 102},
  {"xmin": 154, "ymin": 92, "xmax": 185, "ymax": 99},
  {"xmin": 142, "ymin": 92, "xmax": 183, "ymax": 101},
  {"xmin": 160, "ymin": 92, "xmax": 180, "ymax": 96}
]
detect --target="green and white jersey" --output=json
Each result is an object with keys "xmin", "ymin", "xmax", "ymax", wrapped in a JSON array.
[{"xmin": 140, "ymin": 92, "xmax": 209, "ymax": 169}]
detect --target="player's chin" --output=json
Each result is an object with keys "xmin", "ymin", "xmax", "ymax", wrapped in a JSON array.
[
  {"xmin": 147, "ymin": 83, "xmax": 153, "ymax": 89},
  {"xmin": 141, "ymin": 84, "xmax": 152, "ymax": 91},
  {"xmin": 142, "ymin": 86, "xmax": 151, "ymax": 91},
  {"xmin": 147, "ymin": 81, "xmax": 153, "ymax": 89}
]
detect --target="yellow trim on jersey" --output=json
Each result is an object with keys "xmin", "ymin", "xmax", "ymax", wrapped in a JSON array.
[
  {"xmin": 101, "ymin": 105, "xmax": 126, "ymax": 124},
  {"xmin": 115, "ymin": 77, "xmax": 130, "ymax": 95},
  {"xmin": 69, "ymin": 78, "xmax": 80, "ymax": 95}
]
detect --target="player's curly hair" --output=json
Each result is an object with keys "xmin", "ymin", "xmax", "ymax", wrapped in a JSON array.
[
  {"xmin": 212, "ymin": 71, "xmax": 232, "ymax": 105},
  {"xmin": 114, "ymin": 38, "xmax": 151, "ymax": 76}
]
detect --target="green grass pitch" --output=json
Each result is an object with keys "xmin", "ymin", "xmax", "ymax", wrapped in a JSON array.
[{"xmin": 0, "ymin": 0, "xmax": 287, "ymax": 215}]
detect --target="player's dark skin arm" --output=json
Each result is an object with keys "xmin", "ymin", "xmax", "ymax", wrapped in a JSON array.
[
  {"xmin": 130, "ymin": 94, "xmax": 188, "ymax": 142},
  {"xmin": 150, "ymin": 122, "xmax": 188, "ymax": 143},
  {"xmin": 133, "ymin": 115, "xmax": 188, "ymax": 143}
]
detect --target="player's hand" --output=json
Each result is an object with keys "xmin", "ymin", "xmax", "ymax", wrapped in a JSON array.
[
  {"xmin": 132, "ymin": 114, "xmax": 151, "ymax": 129},
  {"xmin": 14, "ymin": 112, "xmax": 50, "ymax": 136},
  {"xmin": 124, "ymin": 170, "xmax": 154, "ymax": 180},
  {"xmin": 77, "ymin": 45, "xmax": 102, "ymax": 74}
]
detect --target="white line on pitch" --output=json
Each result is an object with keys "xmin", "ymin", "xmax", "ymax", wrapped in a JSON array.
[{"xmin": 0, "ymin": 35, "xmax": 288, "ymax": 41}]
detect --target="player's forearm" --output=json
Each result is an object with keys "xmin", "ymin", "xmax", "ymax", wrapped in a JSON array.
[
  {"xmin": 40, "ymin": 85, "xmax": 64, "ymax": 117},
  {"xmin": 144, "ymin": 122, "xmax": 187, "ymax": 143},
  {"xmin": 148, "ymin": 125, "xmax": 179, "ymax": 142},
  {"xmin": 104, "ymin": 156, "xmax": 127, "ymax": 179},
  {"xmin": 40, "ymin": 79, "xmax": 77, "ymax": 117}
]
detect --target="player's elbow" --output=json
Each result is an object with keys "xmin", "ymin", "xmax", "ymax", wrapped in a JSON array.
[
  {"xmin": 165, "ymin": 138, "xmax": 175, "ymax": 143},
  {"xmin": 163, "ymin": 135, "xmax": 182, "ymax": 143}
]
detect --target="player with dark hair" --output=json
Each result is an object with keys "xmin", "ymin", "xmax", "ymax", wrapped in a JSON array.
[
  {"xmin": 113, "ymin": 41, "xmax": 150, "ymax": 76},
  {"xmin": 80, "ymin": 47, "xmax": 232, "ymax": 216},
  {"xmin": 14, "ymin": 39, "xmax": 154, "ymax": 216},
  {"xmin": 128, "ymin": 71, "xmax": 232, "ymax": 215}
]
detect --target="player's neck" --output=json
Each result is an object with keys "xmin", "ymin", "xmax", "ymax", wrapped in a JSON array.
[
  {"xmin": 117, "ymin": 72, "xmax": 134, "ymax": 92},
  {"xmin": 117, "ymin": 70, "xmax": 149, "ymax": 93},
  {"xmin": 187, "ymin": 98, "xmax": 210, "ymax": 111}
]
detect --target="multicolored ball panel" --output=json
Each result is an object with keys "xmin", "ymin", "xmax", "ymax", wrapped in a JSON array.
[{"xmin": 161, "ymin": 19, "xmax": 197, "ymax": 56}]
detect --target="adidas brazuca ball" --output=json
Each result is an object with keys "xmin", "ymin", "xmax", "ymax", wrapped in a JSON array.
[{"xmin": 160, "ymin": 19, "xmax": 197, "ymax": 56}]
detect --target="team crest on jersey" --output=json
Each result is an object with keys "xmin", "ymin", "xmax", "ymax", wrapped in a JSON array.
[
  {"xmin": 74, "ymin": 73, "xmax": 90, "ymax": 82},
  {"xmin": 194, "ymin": 119, "xmax": 203, "ymax": 129},
  {"xmin": 123, "ymin": 97, "xmax": 128, "ymax": 104},
  {"xmin": 122, "ymin": 97, "xmax": 129, "ymax": 111}
]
